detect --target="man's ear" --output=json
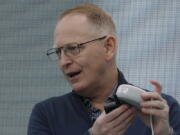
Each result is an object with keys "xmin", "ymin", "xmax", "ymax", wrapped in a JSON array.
[{"xmin": 103, "ymin": 36, "xmax": 117, "ymax": 61}]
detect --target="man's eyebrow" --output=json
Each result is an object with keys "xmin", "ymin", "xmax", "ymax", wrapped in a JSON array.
[
  {"xmin": 53, "ymin": 42, "xmax": 79, "ymax": 48},
  {"xmin": 64, "ymin": 42, "xmax": 79, "ymax": 46}
]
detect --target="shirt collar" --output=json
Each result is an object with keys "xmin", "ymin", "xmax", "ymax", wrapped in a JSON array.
[
  {"xmin": 73, "ymin": 69, "xmax": 128, "ymax": 100},
  {"xmin": 108, "ymin": 69, "xmax": 128, "ymax": 98}
]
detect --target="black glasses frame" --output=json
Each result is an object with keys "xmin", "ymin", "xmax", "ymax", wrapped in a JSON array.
[{"xmin": 46, "ymin": 35, "xmax": 107, "ymax": 60}]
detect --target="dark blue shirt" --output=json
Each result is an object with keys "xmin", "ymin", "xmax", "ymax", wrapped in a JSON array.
[
  {"xmin": 28, "ymin": 72, "xmax": 180, "ymax": 135},
  {"xmin": 83, "ymin": 98, "xmax": 101, "ymax": 123}
]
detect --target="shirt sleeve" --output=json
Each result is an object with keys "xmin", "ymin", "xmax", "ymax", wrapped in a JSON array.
[{"xmin": 167, "ymin": 95, "xmax": 180, "ymax": 135}]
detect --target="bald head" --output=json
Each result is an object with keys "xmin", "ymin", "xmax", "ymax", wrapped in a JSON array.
[{"xmin": 58, "ymin": 4, "xmax": 116, "ymax": 36}]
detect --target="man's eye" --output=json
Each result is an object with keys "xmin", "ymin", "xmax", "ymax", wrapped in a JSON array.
[{"xmin": 67, "ymin": 46, "xmax": 78, "ymax": 51}]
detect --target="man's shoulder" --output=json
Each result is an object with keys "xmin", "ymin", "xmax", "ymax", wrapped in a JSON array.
[
  {"xmin": 33, "ymin": 91, "xmax": 80, "ymax": 110},
  {"xmin": 40, "ymin": 91, "xmax": 77, "ymax": 103},
  {"xmin": 161, "ymin": 93, "xmax": 180, "ymax": 107}
]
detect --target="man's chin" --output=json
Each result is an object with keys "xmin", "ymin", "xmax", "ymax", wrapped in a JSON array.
[
  {"xmin": 71, "ymin": 85, "xmax": 88, "ymax": 95},
  {"xmin": 72, "ymin": 86, "xmax": 84, "ymax": 93}
]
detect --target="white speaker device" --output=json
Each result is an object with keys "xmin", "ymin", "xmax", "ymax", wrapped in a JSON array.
[
  {"xmin": 116, "ymin": 84, "xmax": 146, "ymax": 109},
  {"xmin": 116, "ymin": 84, "xmax": 155, "ymax": 135}
]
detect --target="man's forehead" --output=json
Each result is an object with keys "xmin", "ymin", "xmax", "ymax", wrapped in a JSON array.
[
  {"xmin": 54, "ymin": 14, "xmax": 97, "ymax": 45},
  {"xmin": 56, "ymin": 14, "xmax": 88, "ymax": 29},
  {"xmin": 54, "ymin": 14, "xmax": 95, "ymax": 35},
  {"xmin": 60, "ymin": 13, "xmax": 88, "ymax": 23}
]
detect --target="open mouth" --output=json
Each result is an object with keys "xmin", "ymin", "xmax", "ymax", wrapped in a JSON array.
[{"xmin": 67, "ymin": 71, "xmax": 81, "ymax": 78}]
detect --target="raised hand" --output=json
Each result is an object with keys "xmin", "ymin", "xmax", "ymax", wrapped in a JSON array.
[
  {"xmin": 140, "ymin": 80, "xmax": 171, "ymax": 135},
  {"xmin": 92, "ymin": 105, "xmax": 137, "ymax": 135}
]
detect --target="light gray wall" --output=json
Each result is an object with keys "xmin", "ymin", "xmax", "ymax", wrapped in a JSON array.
[{"xmin": 0, "ymin": 0, "xmax": 179, "ymax": 135}]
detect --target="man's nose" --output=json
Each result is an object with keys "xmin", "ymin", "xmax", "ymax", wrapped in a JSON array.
[{"xmin": 59, "ymin": 51, "xmax": 73, "ymax": 68}]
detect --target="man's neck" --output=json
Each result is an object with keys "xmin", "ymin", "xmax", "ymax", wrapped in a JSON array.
[{"xmin": 89, "ymin": 68, "xmax": 118, "ymax": 110}]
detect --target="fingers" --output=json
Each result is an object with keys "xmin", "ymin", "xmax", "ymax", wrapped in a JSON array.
[
  {"xmin": 92, "ymin": 105, "xmax": 137, "ymax": 135},
  {"xmin": 140, "ymin": 99, "xmax": 169, "ymax": 117},
  {"xmin": 141, "ymin": 106, "xmax": 169, "ymax": 119},
  {"xmin": 141, "ymin": 91, "xmax": 163, "ymax": 101},
  {"xmin": 105, "ymin": 106, "xmax": 136, "ymax": 135},
  {"xmin": 112, "ymin": 108, "xmax": 136, "ymax": 133},
  {"xmin": 140, "ymin": 80, "xmax": 169, "ymax": 118},
  {"xmin": 150, "ymin": 80, "xmax": 162, "ymax": 94},
  {"xmin": 141, "ymin": 99, "xmax": 167, "ymax": 110},
  {"xmin": 104, "ymin": 105, "xmax": 129, "ymax": 122},
  {"xmin": 109, "ymin": 107, "xmax": 136, "ymax": 128},
  {"xmin": 135, "ymin": 80, "xmax": 170, "ymax": 135},
  {"xmin": 141, "ymin": 80, "xmax": 164, "ymax": 102},
  {"xmin": 111, "ymin": 114, "xmax": 135, "ymax": 135}
]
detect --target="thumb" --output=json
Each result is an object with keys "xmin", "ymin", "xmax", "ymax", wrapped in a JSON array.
[{"xmin": 150, "ymin": 80, "xmax": 162, "ymax": 94}]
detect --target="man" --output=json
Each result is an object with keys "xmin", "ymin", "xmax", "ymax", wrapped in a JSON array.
[{"xmin": 28, "ymin": 4, "xmax": 180, "ymax": 135}]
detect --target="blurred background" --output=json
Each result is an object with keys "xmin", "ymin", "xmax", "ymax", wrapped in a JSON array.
[{"xmin": 0, "ymin": 0, "xmax": 179, "ymax": 134}]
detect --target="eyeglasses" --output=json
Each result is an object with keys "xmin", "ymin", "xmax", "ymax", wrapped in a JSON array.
[{"xmin": 46, "ymin": 36, "xmax": 106, "ymax": 60}]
